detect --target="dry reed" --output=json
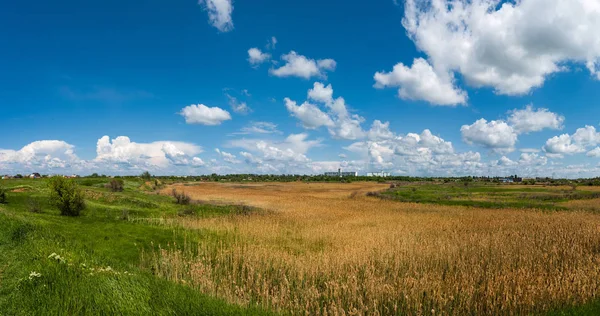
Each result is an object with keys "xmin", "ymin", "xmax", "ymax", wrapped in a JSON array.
[{"xmin": 144, "ymin": 183, "xmax": 600, "ymax": 315}]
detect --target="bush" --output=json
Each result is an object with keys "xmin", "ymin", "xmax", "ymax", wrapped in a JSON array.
[
  {"xmin": 0, "ymin": 184, "xmax": 7, "ymax": 204},
  {"xmin": 106, "ymin": 179, "xmax": 124, "ymax": 192},
  {"xmin": 172, "ymin": 189, "xmax": 191, "ymax": 205},
  {"xmin": 48, "ymin": 177, "xmax": 86, "ymax": 216},
  {"xmin": 27, "ymin": 198, "xmax": 42, "ymax": 213}
]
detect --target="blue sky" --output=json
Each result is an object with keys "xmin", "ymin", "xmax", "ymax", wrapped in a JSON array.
[{"xmin": 2, "ymin": 0, "xmax": 600, "ymax": 177}]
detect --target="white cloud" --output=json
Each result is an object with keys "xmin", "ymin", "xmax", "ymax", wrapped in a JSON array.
[
  {"xmin": 96, "ymin": 136, "xmax": 203, "ymax": 169},
  {"xmin": 248, "ymin": 48, "xmax": 271, "ymax": 66},
  {"xmin": 226, "ymin": 94, "xmax": 251, "ymax": 114},
  {"xmin": 215, "ymin": 148, "xmax": 240, "ymax": 164},
  {"xmin": 308, "ymin": 82, "xmax": 334, "ymax": 104},
  {"xmin": 508, "ymin": 105, "xmax": 564, "ymax": 134},
  {"xmin": 461, "ymin": 119, "xmax": 517, "ymax": 153},
  {"xmin": 374, "ymin": 58, "xmax": 467, "ymax": 106},
  {"xmin": 0, "ymin": 140, "xmax": 81, "ymax": 172},
  {"xmin": 520, "ymin": 148, "xmax": 541, "ymax": 153},
  {"xmin": 543, "ymin": 134, "xmax": 585, "ymax": 155},
  {"xmin": 199, "ymin": 0, "xmax": 233, "ymax": 32},
  {"xmin": 228, "ymin": 133, "xmax": 322, "ymax": 173},
  {"xmin": 288, "ymin": 83, "xmax": 366, "ymax": 140},
  {"xmin": 235, "ymin": 122, "xmax": 281, "ymax": 135},
  {"xmin": 543, "ymin": 126, "xmax": 600, "ymax": 155},
  {"xmin": 399, "ymin": 0, "xmax": 600, "ymax": 96},
  {"xmin": 284, "ymin": 98, "xmax": 334, "ymax": 129},
  {"xmin": 498, "ymin": 156, "xmax": 518, "ymax": 166},
  {"xmin": 368, "ymin": 120, "xmax": 395, "ymax": 141},
  {"xmin": 266, "ymin": 36, "xmax": 277, "ymax": 50},
  {"xmin": 179, "ymin": 104, "xmax": 232, "ymax": 125},
  {"xmin": 587, "ymin": 147, "xmax": 600, "ymax": 157},
  {"xmin": 270, "ymin": 51, "xmax": 337, "ymax": 79},
  {"xmin": 519, "ymin": 153, "xmax": 548, "ymax": 166},
  {"xmin": 572, "ymin": 125, "xmax": 600, "ymax": 147}
]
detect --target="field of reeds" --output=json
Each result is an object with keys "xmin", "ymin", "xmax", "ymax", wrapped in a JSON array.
[{"xmin": 144, "ymin": 182, "xmax": 600, "ymax": 315}]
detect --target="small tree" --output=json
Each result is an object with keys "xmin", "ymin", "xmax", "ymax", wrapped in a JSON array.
[
  {"xmin": 48, "ymin": 177, "xmax": 85, "ymax": 216},
  {"xmin": 141, "ymin": 171, "xmax": 152, "ymax": 180},
  {"xmin": 107, "ymin": 179, "xmax": 124, "ymax": 192},
  {"xmin": 172, "ymin": 189, "xmax": 191, "ymax": 205},
  {"xmin": 0, "ymin": 184, "xmax": 7, "ymax": 204}
]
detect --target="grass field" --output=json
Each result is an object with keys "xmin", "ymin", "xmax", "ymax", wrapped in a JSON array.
[{"xmin": 1, "ymin": 179, "xmax": 600, "ymax": 315}]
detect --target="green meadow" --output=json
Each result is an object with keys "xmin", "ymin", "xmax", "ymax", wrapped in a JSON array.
[{"xmin": 0, "ymin": 178, "xmax": 270, "ymax": 316}]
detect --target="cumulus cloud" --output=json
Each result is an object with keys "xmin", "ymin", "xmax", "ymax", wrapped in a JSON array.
[
  {"xmin": 179, "ymin": 104, "xmax": 232, "ymax": 125},
  {"xmin": 199, "ymin": 0, "xmax": 233, "ymax": 32},
  {"xmin": 287, "ymin": 83, "xmax": 366, "ymax": 140},
  {"xmin": 248, "ymin": 48, "xmax": 271, "ymax": 66},
  {"xmin": 0, "ymin": 140, "xmax": 81, "ymax": 172},
  {"xmin": 307, "ymin": 82, "xmax": 334, "ymax": 104},
  {"xmin": 215, "ymin": 148, "xmax": 240, "ymax": 164},
  {"xmin": 270, "ymin": 51, "xmax": 337, "ymax": 79},
  {"xmin": 461, "ymin": 119, "xmax": 518, "ymax": 153},
  {"xmin": 368, "ymin": 120, "xmax": 395, "ymax": 141},
  {"xmin": 508, "ymin": 105, "xmax": 564, "ymax": 134},
  {"xmin": 402, "ymin": 0, "xmax": 600, "ymax": 96},
  {"xmin": 374, "ymin": 58, "xmax": 467, "ymax": 106},
  {"xmin": 284, "ymin": 98, "xmax": 334, "ymax": 129},
  {"xmin": 587, "ymin": 147, "xmax": 600, "ymax": 157},
  {"xmin": 96, "ymin": 136, "xmax": 204, "ymax": 169},
  {"xmin": 543, "ymin": 126, "xmax": 600, "ymax": 155},
  {"xmin": 228, "ymin": 133, "xmax": 322, "ymax": 173}
]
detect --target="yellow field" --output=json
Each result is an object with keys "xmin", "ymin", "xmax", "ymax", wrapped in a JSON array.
[{"xmin": 148, "ymin": 182, "xmax": 600, "ymax": 315}]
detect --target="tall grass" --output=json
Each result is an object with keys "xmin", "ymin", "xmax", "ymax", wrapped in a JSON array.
[{"xmin": 146, "ymin": 183, "xmax": 600, "ymax": 315}]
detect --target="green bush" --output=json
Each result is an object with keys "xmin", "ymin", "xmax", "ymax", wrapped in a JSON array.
[
  {"xmin": 48, "ymin": 177, "xmax": 86, "ymax": 216},
  {"xmin": 141, "ymin": 171, "xmax": 152, "ymax": 180},
  {"xmin": 0, "ymin": 184, "xmax": 7, "ymax": 204}
]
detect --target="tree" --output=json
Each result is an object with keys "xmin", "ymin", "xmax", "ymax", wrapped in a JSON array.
[
  {"xmin": 90, "ymin": 173, "xmax": 99, "ymax": 178},
  {"xmin": 141, "ymin": 171, "xmax": 152, "ymax": 180},
  {"xmin": 48, "ymin": 177, "xmax": 86, "ymax": 216}
]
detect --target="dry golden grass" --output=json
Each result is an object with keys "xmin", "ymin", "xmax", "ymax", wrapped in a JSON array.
[{"xmin": 147, "ymin": 182, "xmax": 600, "ymax": 315}]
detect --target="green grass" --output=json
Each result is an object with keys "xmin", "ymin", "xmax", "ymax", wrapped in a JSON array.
[
  {"xmin": 0, "ymin": 178, "xmax": 272, "ymax": 315},
  {"xmin": 379, "ymin": 183, "xmax": 600, "ymax": 210}
]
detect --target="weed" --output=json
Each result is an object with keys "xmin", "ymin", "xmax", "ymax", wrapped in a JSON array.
[{"xmin": 171, "ymin": 189, "xmax": 191, "ymax": 205}]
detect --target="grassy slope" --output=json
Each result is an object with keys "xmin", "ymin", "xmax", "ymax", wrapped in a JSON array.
[{"xmin": 0, "ymin": 178, "xmax": 272, "ymax": 316}]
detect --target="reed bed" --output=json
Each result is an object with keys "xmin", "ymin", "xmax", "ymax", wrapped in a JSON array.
[{"xmin": 145, "ymin": 183, "xmax": 600, "ymax": 315}]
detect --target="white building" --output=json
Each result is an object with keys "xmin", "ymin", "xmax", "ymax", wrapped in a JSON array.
[{"xmin": 367, "ymin": 172, "xmax": 391, "ymax": 177}]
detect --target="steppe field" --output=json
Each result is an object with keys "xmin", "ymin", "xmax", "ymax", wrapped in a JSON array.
[{"xmin": 1, "ymin": 178, "xmax": 600, "ymax": 315}]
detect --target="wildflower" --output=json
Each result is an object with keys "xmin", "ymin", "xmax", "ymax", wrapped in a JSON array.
[
  {"xmin": 29, "ymin": 271, "xmax": 41, "ymax": 280},
  {"xmin": 48, "ymin": 253, "xmax": 66, "ymax": 263}
]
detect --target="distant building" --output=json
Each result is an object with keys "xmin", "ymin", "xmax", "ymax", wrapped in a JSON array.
[
  {"xmin": 367, "ymin": 172, "xmax": 391, "ymax": 177},
  {"xmin": 29, "ymin": 173, "xmax": 41, "ymax": 179},
  {"xmin": 1, "ymin": 175, "xmax": 11, "ymax": 180},
  {"xmin": 324, "ymin": 169, "xmax": 358, "ymax": 177}
]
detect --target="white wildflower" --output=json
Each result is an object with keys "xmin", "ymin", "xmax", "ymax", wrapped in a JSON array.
[{"xmin": 29, "ymin": 271, "xmax": 41, "ymax": 280}]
